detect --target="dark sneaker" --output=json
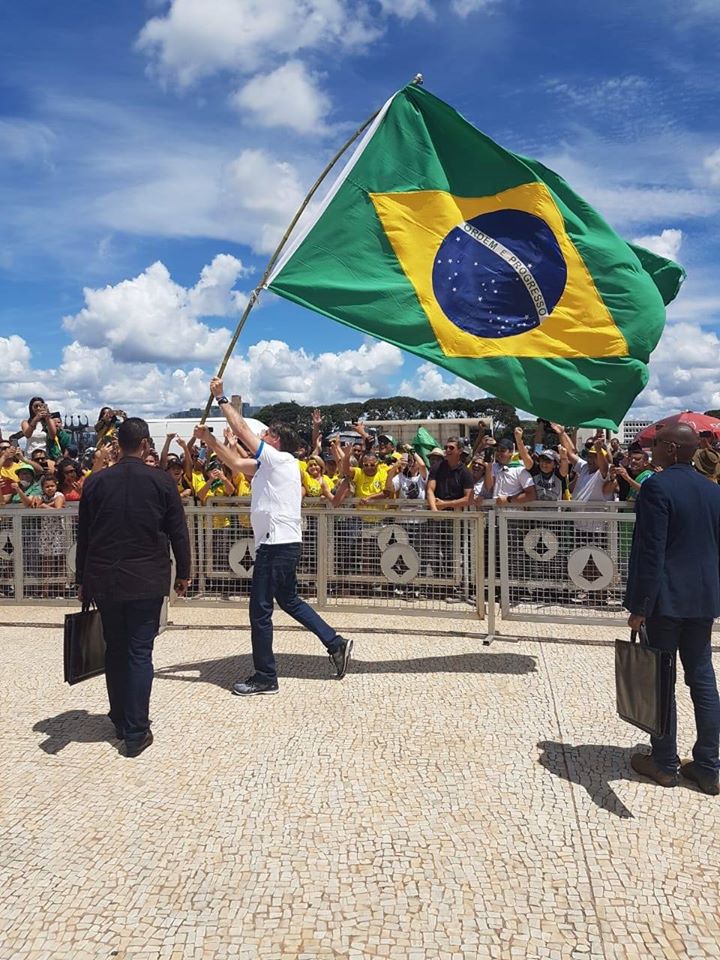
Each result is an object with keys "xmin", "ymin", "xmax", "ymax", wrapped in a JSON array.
[
  {"xmin": 680, "ymin": 760, "xmax": 720, "ymax": 796},
  {"xmin": 125, "ymin": 731, "xmax": 154, "ymax": 758},
  {"xmin": 232, "ymin": 676, "xmax": 279, "ymax": 696},
  {"xmin": 631, "ymin": 752, "xmax": 678, "ymax": 787},
  {"xmin": 329, "ymin": 637, "xmax": 353, "ymax": 679}
]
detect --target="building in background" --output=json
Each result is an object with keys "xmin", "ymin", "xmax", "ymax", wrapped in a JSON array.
[{"xmin": 618, "ymin": 418, "xmax": 653, "ymax": 445}]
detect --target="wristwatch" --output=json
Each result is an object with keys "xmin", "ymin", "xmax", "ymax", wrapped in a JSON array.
[
  {"xmin": 215, "ymin": 395, "xmax": 230, "ymax": 405},
  {"xmin": 506, "ymin": 494, "xmax": 513, "ymax": 503}
]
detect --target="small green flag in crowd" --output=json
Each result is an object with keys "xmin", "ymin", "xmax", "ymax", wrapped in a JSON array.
[
  {"xmin": 410, "ymin": 426, "xmax": 440, "ymax": 466},
  {"xmin": 266, "ymin": 83, "xmax": 684, "ymax": 429}
]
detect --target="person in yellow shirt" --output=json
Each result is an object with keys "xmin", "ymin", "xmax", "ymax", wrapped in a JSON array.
[
  {"xmin": 302, "ymin": 456, "xmax": 333, "ymax": 502},
  {"xmin": 347, "ymin": 453, "xmax": 389, "ymax": 504}
]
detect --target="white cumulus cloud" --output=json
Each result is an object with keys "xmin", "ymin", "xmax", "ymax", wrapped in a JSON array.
[
  {"xmin": 137, "ymin": 0, "xmax": 378, "ymax": 88},
  {"xmin": 219, "ymin": 149, "xmax": 306, "ymax": 252},
  {"xmin": 631, "ymin": 322, "xmax": 720, "ymax": 418},
  {"xmin": 225, "ymin": 339, "xmax": 404, "ymax": 405},
  {"xmin": 631, "ymin": 228, "xmax": 683, "ymax": 261},
  {"xmin": 232, "ymin": 60, "xmax": 331, "ymax": 134},
  {"xmin": 399, "ymin": 362, "xmax": 488, "ymax": 401},
  {"xmin": 62, "ymin": 255, "xmax": 250, "ymax": 364}
]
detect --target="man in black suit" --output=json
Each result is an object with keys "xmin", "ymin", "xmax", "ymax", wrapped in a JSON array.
[
  {"xmin": 624, "ymin": 422, "xmax": 720, "ymax": 795},
  {"xmin": 76, "ymin": 418, "xmax": 191, "ymax": 757}
]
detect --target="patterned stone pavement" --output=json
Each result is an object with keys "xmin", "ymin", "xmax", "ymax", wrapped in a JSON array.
[{"xmin": 1, "ymin": 606, "xmax": 718, "ymax": 960}]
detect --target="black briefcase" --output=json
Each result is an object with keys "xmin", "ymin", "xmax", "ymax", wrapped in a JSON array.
[
  {"xmin": 615, "ymin": 625, "xmax": 675, "ymax": 736},
  {"xmin": 63, "ymin": 605, "xmax": 106, "ymax": 685}
]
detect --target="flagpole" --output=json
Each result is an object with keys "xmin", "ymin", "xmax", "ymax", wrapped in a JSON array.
[{"xmin": 199, "ymin": 74, "xmax": 424, "ymax": 423}]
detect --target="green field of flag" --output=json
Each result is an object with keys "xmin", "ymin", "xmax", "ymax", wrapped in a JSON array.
[{"xmin": 266, "ymin": 83, "xmax": 684, "ymax": 428}]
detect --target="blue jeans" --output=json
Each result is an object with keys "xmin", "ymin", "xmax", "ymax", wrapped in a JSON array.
[
  {"xmin": 646, "ymin": 616, "xmax": 720, "ymax": 776},
  {"xmin": 250, "ymin": 542, "xmax": 340, "ymax": 682},
  {"xmin": 97, "ymin": 597, "xmax": 164, "ymax": 747}
]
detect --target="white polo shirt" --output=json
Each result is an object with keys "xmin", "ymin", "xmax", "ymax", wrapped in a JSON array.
[
  {"xmin": 251, "ymin": 440, "xmax": 302, "ymax": 548},
  {"xmin": 492, "ymin": 462, "xmax": 534, "ymax": 499}
]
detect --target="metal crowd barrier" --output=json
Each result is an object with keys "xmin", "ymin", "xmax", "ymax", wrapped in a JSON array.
[
  {"xmin": 0, "ymin": 500, "xmax": 712, "ymax": 635},
  {"xmin": 494, "ymin": 503, "xmax": 635, "ymax": 628},
  {"xmin": 184, "ymin": 503, "xmax": 485, "ymax": 620}
]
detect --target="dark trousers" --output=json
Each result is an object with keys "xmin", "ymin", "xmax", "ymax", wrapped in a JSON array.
[
  {"xmin": 97, "ymin": 597, "xmax": 164, "ymax": 747},
  {"xmin": 646, "ymin": 616, "xmax": 720, "ymax": 776},
  {"xmin": 250, "ymin": 542, "xmax": 339, "ymax": 682}
]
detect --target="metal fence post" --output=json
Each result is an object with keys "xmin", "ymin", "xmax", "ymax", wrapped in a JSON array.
[
  {"xmin": 475, "ymin": 512, "xmax": 485, "ymax": 621},
  {"xmin": 316, "ymin": 510, "xmax": 328, "ymax": 609},
  {"xmin": 12, "ymin": 513, "xmax": 24, "ymax": 601},
  {"xmin": 484, "ymin": 509, "xmax": 496, "ymax": 644}
]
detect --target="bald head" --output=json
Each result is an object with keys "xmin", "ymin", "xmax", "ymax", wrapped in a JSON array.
[{"xmin": 652, "ymin": 422, "xmax": 699, "ymax": 467}]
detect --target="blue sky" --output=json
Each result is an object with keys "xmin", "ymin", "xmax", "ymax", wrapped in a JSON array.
[{"xmin": 1, "ymin": 0, "xmax": 719, "ymax": 425}]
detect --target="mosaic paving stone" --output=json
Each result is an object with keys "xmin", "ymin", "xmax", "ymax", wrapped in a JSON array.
[{"xmin": 0, "ymin": 608, "xmax": 717, "ymax": 959}]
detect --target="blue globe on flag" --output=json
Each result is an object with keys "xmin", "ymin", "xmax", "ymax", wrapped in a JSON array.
[{"xmin": 431, "ymin": 209, "xmax": 568, "ymax": 339}]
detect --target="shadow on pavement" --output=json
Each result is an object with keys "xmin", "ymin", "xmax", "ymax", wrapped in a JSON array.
[
  {"xmin": 33, "ymin": 710, "xmax": 119, "ymax": 755},
  {"xmin": 156, "ymin": 650, "xmax": 537, "ymax": 688},
  {"xmin": 537, "ymin": 739, "xmax": 646, "ymax": 819}
]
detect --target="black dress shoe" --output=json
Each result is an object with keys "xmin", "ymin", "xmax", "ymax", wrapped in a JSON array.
[{"xmin": 125, "ymin": 731, "xmax": 154, "ymax": 758}]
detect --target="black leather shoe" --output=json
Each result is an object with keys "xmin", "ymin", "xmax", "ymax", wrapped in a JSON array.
[
  {"xmin": 680, "ymin": 760, "xmax": 719, "ymax": 796},
  {"xmin": 329, "ymin": 637, "xmax": 353, "ymax": 679},
  {"xmin": 631, "ymin": 752, "xmax": 678, "ymax": 787},
  {"xmin": 125, "ymin": 731, "xmax": 154, "ymax": 758}
]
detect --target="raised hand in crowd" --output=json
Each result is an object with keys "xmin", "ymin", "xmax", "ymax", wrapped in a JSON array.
[
  {"xmin": 558, "ymin": 445, "xmax": 569, "ymax": 478},
  {"xmin": 514, "ymin": 425, "xmax": 533, "ymax": 469},
  {"xmin": 10, "ymin": 482, "xmax": 41, "ymax": 509},
  {"xmin": 310, "ymin": 408, "xmax": 323, "ymax": 456}
]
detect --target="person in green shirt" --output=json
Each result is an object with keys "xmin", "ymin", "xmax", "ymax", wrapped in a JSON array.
[
  {"xmin": 45, "ymin": 412, "xmax": 71, "ymax": 461},
  {"xmin": 10, "ymin": 463, "xmax": 43, "ymax": 504}
]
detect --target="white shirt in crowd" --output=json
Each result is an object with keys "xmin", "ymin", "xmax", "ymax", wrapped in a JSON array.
[
  {"xmin": 251, "ymin": 440, "xmax": 302, "ymax": 549},
  {"xmin": 491, "ymin": 462, "xmax": 534, "ymax": 499},
  {"xmin": 391, "ymin": 472, "xmax": 426, "ymax": 501},
  {"xmin": 24, "ymin": 423, "xmax": 46, "ymax": 456},
  {"xmin": 572, "ymin": 459, "xmax": 614, "ymax": 503}
]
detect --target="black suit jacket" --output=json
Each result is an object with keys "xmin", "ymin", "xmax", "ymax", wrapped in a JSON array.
[
  {"xmin": 76, "ymin": 458, "xmax": 191, "ymax": 601},
  {"xmin": 624, "ymin": 463, "xmax": 720, "ymax": 619}
]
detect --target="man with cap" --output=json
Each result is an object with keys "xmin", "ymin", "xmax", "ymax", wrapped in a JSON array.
[
  {"xmin": 513, "ymin": 426, "xmax": 568, "ymax": 502},
  {"xmin": 377, "ymin": 433, "xmax": 402, "ymax": 465},
  {"xmin": 625, "ymin": 422, "xmax": 720, "ymax": 795},
  {"xmin": 485, "ymin": 435, "xmax": 536, "ymax": 506}
]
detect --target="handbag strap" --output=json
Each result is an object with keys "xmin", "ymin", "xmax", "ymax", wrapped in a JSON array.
[{"xmin": 630, "ymin": 624, "xmax": 649, "ymax": 645}]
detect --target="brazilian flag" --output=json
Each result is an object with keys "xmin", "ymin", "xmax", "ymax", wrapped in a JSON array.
[{"xmin": 266, "ymin": 83, "xmax": 684, "ymax": 429}]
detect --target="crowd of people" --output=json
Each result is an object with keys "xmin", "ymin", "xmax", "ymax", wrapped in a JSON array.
[{"xmin": 2, "ymin": 399, "xmax": 719, "ymax": 516}]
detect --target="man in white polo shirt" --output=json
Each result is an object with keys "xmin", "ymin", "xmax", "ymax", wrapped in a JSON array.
[{"xmin": 194, "ymin": 378, "xmax": 352, "ymax": 696}]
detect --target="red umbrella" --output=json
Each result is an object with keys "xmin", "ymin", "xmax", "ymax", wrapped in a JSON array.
[{"xmin": 634, "ymin": 411, "xmax": 720, "ymax": 447}]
